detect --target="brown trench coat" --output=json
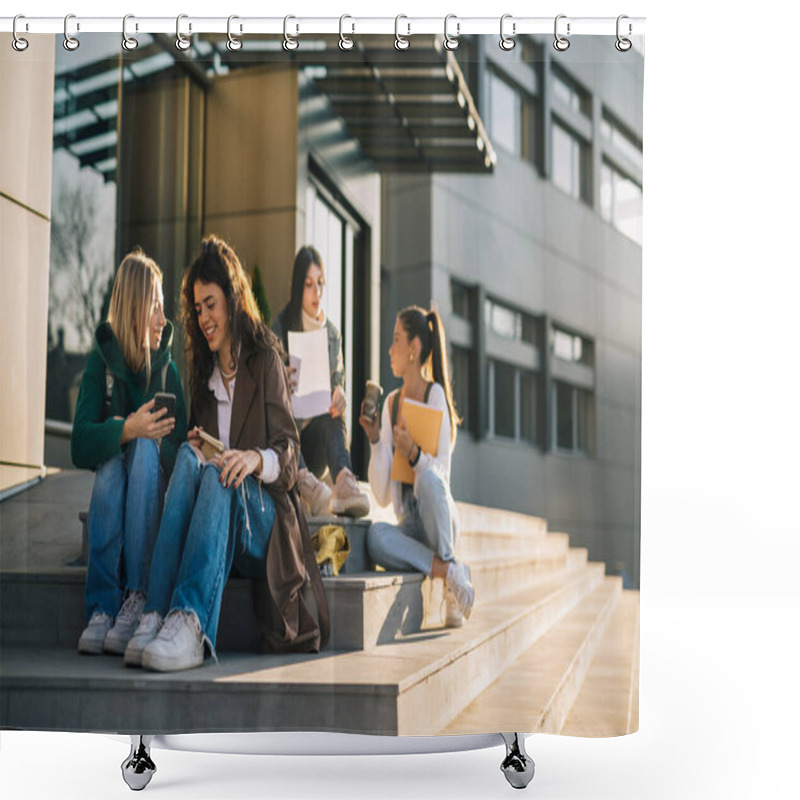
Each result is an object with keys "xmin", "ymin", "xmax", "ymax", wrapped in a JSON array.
[{"xmin": 189, "ymin": 341, "xmax": 330, "ymax": 653}]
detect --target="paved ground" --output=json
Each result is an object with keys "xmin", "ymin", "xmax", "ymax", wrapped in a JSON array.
[{"xmin": 0, "ymin": 469, "xmax": 93, "ymax": 571}]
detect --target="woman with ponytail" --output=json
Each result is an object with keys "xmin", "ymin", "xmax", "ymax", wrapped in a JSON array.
[{"xmin": 358, "ymin": 306, "xmax": 474, "ymax": 627}]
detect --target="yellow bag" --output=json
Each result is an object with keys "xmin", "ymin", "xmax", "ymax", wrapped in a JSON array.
[{"xmin": 311, "ymin": 525, "xmax": 350, "ymax": 577}]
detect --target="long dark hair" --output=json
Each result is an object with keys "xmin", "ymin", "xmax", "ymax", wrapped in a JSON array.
[
  {"xmin": 398, "ymin": 305, "xmax": 461, "ymax": 445},
  {"xmin": 181, "ymin": 234, "xmax": 282, "ymax": 398},
  {"xmin": 285, "ymin": 245, "xmax": 324, "ymax": 332}
]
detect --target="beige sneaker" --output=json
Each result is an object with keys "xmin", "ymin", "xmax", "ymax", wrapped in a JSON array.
[
  {"xmin": 444, "ymin": 591, "xmax": 464, "ymax": 628},
  {"xmin": 297, "ymin": 468, "xmax": 332, "ymax": 517},
  {"xmin": 330, "ymin": 468, "xmax": 370, "ymax": 518}
]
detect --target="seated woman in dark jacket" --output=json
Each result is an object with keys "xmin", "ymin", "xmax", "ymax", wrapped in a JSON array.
[
  {"xmin": 124, "ymin": 236, "xmax": 328, "ymax": 672},
  {"xmin": 272, "ymin": 245, "xmax": 369, "ymax": 518}
]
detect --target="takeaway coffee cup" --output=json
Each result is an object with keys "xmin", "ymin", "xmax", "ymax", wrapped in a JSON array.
[{"xmin": 362, "ymin": 380, "xmax": 383, "ymax": 421}]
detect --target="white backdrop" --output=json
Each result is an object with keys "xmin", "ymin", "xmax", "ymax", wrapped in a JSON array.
[{"xmin": 3, "ymin": 1, "xmax": 799, "ymax": 798}]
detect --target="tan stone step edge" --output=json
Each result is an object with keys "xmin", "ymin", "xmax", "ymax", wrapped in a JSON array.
[
  {"xmin": 422, "ymin": 551, "xmax": 594, "ymax": 629},
  {"xmin": 395, "ymin": 564, "xmax": 607, "ymax": 733},
  {"xmin": 536, "ymin": 576, "xmax": 623, "ymax": 734},
  {"xmin": 457, "ymin": 534, "xmax": 573, "ymax": 563}
]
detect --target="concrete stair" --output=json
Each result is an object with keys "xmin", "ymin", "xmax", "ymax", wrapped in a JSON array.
[{"xmin": 0, "ymin": 470, "xmax": 638, "ymax": 737}]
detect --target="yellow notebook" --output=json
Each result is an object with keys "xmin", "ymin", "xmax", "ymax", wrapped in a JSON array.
[{"xmin": 390, "ymin": 397, "xmax": 443, "ymax": 484}]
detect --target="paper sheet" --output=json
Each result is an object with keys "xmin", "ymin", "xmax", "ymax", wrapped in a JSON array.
[{"xmin": 288, "ymin": 328, "xmax": 331, "ymax": 419}]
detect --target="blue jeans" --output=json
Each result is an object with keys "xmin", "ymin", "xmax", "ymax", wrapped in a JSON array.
[
  {"xmin": 84, "ymin": 438, "xmax": 164, "ymax": 622},
  {"xmin": 367, "ymin": 469, "xmax": 459, "ymax": 574},
  {"xmin": 145, "ymin": 443, "xmax": 276, "ymax": 650}
]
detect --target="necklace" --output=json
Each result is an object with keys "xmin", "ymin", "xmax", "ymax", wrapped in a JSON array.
[{"xmin": 219, "ymin": 358, "xmax": 237, "ymax": 380}]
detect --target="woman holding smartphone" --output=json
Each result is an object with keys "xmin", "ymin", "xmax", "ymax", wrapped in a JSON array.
[
  {"xmin": 125, "ymin": 235, "xmax": 328, "ymax": 672},
  {"xmin": 71, "ymin": 249, "xmax": 187, "ymax": 656}
]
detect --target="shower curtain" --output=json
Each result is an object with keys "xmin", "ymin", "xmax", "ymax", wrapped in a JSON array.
[{"xmin": 0, "ymin": 21, "xmax": 642, "ymax": 744}]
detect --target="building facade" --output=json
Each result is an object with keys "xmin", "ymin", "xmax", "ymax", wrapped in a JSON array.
[{"xmin": 2, "ymin": 31, "xmax": 642, "ymax": 587}]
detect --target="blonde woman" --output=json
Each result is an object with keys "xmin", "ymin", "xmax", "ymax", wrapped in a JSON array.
[{"xmin": 71, "ymin": 249, "xmax": 187, "ymax": 656}]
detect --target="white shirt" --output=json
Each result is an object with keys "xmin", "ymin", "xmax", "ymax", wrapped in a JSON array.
[
  {"xmin": 208, "ymin": 365, "xmax": 280, "ymax": 484},
  {"xmin": 367, "ymin": 382, "xmax": 454, "ymax": 517}
]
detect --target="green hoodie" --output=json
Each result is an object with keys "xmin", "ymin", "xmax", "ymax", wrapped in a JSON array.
[{"xmin": 71, "ymin": 320, "xmax": 187, "ymax": 477}]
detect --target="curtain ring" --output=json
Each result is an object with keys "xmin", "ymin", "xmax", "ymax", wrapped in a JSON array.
[
  {"xmin": 122, "ymin": 14, "xmax": 138, "ymax": 51},
  {"xmin": 227, "ymin": 15, "xmax": 242, "ymax": 51},
  {"xmin": 339, "ymin": 14, "xmax": 355, "ymax": 51},
  {"xmin": 394, "ymin": 15, "xmax": 410, "ymax": 50},
  {"xmin": 175, "ymin": 14, "xmax": 191, "ymax": 51},
  {"xmin": 283, "ymin": 15, "xmax": 299, "ymax": 51},
  {"xmin": 554, "ymin": 14, "xmax": 570, "ymax": 51},
  {"xmin": 12, "ymin": 15, "xmax": 29, "ymax": 52},
  {"xmin": 615, "ymin": 15, "xmax": 632, "ymax": 52},
  {"xmin": 63, "ymin": 14, "xmax": 80, "ymax": 51},
  {"xmin": 499, "ymin": 14, "xmax": 516, "ymax": 51},
  {"xmin": 444, "ymin": 14, "xmax": 460, "ymax": 51}
]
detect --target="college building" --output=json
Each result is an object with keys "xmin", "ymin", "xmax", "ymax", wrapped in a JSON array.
[{"xmin": 1, "ymin": 30, "xmax": 642, "ymax": 587}]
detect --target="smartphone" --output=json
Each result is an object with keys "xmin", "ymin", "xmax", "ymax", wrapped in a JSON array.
[
  {"xmin": 153, "ymin": 392, "xmax": 176, "ymax": 420},
  {"xmin": 198, "ymin": 429, "xmax": 225, "ymax": 462}
]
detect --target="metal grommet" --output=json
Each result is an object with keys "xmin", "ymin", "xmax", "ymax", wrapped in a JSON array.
[
  {"xmin": 122, "ymin": 14, "xmax": 138, "ymax": 51},
  {"xmin": 227, "ymin": 15, "xmax": 242, "ymax": 51},
  {"xmin": 339, "ymin": 14, "xmax": 355, "ymax": 51},
  {"xmin": 554, "ymin": 14, "xmax": 570, "ymax": 52},
  {"xmin": 12, "ymin": 15, "xmax": 29, "ymax": 52},
  {"xmin": 175, "ymin": 14, "xmax": 191, "ymax": 51},
  {"xmin": 394, "ymin": 15, "xmax": 410, "ymax": 50},
  {"xmin": 444, "ymin": 14, "xmax": 460, "ymax": 51},
  {"xmin": 499, "ymin": 14, "xmax": 516, "ymax": 51},
  {"xmin": 615, "ymin": 15, "xmax": 632, "ymax": 52},
  {"xmin": 283, "ymin": 15, "xmax": 299, "ymax": 51},
  {"xmin": 63, "ymin": 13, "xmax": 80, "ymax": 51}
]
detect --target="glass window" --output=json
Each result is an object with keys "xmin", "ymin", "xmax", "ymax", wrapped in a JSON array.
[
  {"xmin": 47, "ymin": 37, "xmax": 122, "ymax": 425},
  {"xmin": 493, "ymin": 361, "xmax": 517, "ymax": 438},
  {"xmin": 600, "ymin": 160, "xmax": 643, "ymax": 245},
  {"xmin": 601, "ymin": 111, "xmax": 643, "ymax": 169},
  {"xmin": 486, "ymin": 298, "xmax": 521, "ymax": 340},
  {"xmin": 451, "ymin": 346, "xmax": 472, "ymax": 434},
  {"xmin": 520, "ymin": 371, "xmax": 538, "ymax": 444},
  {"xmin": 488, "ymin": 71, "xmax": 521, "ymax": 155},
  {"xmin": 552, "ymin": 70, "xmax": 591, "ymax": 117},
  {"xmin": 555, "ymin": 381, "xmax": 574, "ymax": 451},
  {"xmin": 552, "ymin": 327, "xmax": 592, "ymax": 365},
  {"xmin": 551, "ymin": 121, "xmax": 589, "ymax": 202},
  {"xmin": 451, "ymin": 281, "xmax": 472, "ymax": 320},
  {"xmin": 486, "ymin": 70, "xmax": 536, "ymax": 164},
  {"xmin": 484, "ymin": 297, "xmax": 538, "ymax": 343},
  {"xmin": 554, "ymin": 381, "xmax": 592, "ymax": 455}
]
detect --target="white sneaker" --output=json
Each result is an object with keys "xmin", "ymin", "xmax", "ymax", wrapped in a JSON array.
[
  {"xmin": 445, "ymin": 561, "xmax": 475, "ymax": 621},
  {"xmin": 78, "ymin": 612, "xmax": 113, "ymax": 654},
  {"xmin": 124, "ymin": 611, "xmax": 163, "ymax": 668},
  {"xmin": 329, "ymin": 468, "xmax": 370, "ymax": 518},
  {"xmin": 297, "ymin": 468, "xmax": 332, "ymax": 517},
  {"xmin": 142, "ymin": 610, "xmax": 205, "ymax": 673},
  {"xmin": 103, "ymin": 591, "xmax": 146, "ymax": 654},
  {"xmin": 444, "ymin": 591, "xmax": 464, "ymax": 628}
]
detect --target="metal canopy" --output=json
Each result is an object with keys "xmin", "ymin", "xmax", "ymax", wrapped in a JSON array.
[{"xmin": 53, "ymin": 33, "xmax": 495, "ymax": 182}]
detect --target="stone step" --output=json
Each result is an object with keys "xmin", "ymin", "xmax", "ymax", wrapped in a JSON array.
[
  {"xmin": 0, "ymin": 563, "xmax": 606, "ymax": 735},
  {"xmin": 440, "ymin": 577, "xmax": 624, "ymax": 736},
  {"xmin": 560, "ymin": 589, "xmax": 640, "ymax": 737},
  {"xmin": 0, "ymin": 568, "xmax": 429, "ymax": 652},
  {"xmin": 0, "ymin": 541, "xmax": 587, "ymax": 653},
  {"xmin": 455, "ymin": 501, "xmax": 549, "ymax": 539}
]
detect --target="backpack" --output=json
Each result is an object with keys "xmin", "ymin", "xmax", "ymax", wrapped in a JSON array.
[{"xmin": 389, "ymin": 382, "xmax": 434, "ymax": 429}]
